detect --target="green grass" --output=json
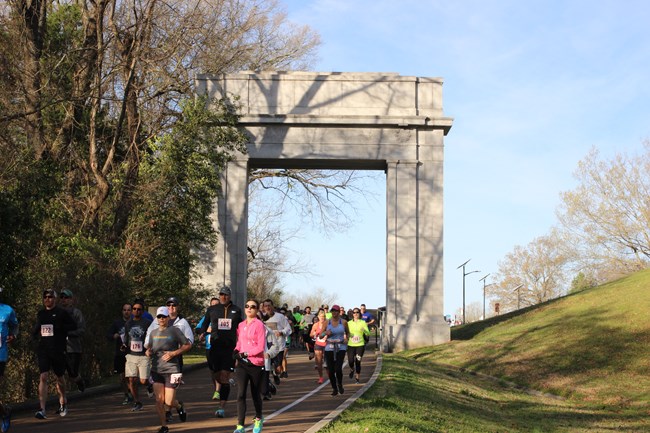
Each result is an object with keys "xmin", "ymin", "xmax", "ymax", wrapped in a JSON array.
[{"xmin": 322, "ymin": 269, "xmax": 650, "ymax": 432}]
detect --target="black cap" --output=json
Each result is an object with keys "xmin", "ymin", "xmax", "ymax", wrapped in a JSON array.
[
  {"xmin": 219, "ymin": 287, "xmax": 232, "ymax": 296},
  {"xmin": 166, "ymin": 296, "xmax": 179, "ymax": 305}
]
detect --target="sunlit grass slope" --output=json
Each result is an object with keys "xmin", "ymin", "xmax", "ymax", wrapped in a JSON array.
[{"xmin": 322, "ymin": 269, "xmax": 650, "ymax": 432}]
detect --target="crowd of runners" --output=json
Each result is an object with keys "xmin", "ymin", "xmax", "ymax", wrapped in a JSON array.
[{"xmin": 0, "ymin": 286, "xmax": 377, "ymax": 433}]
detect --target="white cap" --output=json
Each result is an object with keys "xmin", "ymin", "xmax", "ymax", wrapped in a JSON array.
[{"xmin": 156, "ymin": 306, "xmax": 170, "ymax": 317}]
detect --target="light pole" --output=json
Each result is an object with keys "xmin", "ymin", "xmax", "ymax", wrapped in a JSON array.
[
  {"xmin": 479, "ymin": 273, "xmax": 490, "ymax": 320},
  {"xmin": 513, "ymin": 284, "xmax": 524, "ymax": 310},
  {"xmin": 457, "ymin": 259, "xmax": 480, "ymax": 324}
]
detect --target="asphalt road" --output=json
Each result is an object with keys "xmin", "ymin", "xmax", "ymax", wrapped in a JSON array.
[{"xmin": 8, "ymin": 347, "xmax": 379, "ymax": 433}]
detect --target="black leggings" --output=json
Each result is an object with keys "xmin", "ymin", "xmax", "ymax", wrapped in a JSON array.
[
  {"xmin": 235, "ymin": 362, "xmax": 264, "ymax": 425},
  {"xmin": 324, "ymin": 350, "xmax": 346, "ymax": 389},
  {"xmin": 347, "ymin": 345, "xmax": 366, "ymax": 374}
]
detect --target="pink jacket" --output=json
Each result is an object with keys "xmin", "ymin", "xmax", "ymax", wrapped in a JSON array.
[{"xmin": 235, "ymin": 318, "xmax": 266, "ymax": 367}]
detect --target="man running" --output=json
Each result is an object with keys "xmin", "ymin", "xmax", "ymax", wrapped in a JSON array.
[
  {"xmin": 195, "ymin": 297, "xmax": 219, "ymax": 400},
  {"xmin": 125, "ymin": 300, "xmax": 153, "ymax": 411},
  {"xmin": 107, "ymin": 303, "xmax": 133, "ymax": 404},
  {"xmin": 261, "ymin": 299, "xmax": 292, "ymax": 385},
  {"xmin": 59, "ymin": 289, "xmax": 86, "ymax": 392},
  {"xmin": 0, "ymin": 287, "xmax": 18, "ymax": 433},
  {"xmin": 197, "ymin": 287, "xmax": 242, "ymax": 418},
  {"xmin": 32, "ymin": 289, "xmax": 77, "ymax": 419}
]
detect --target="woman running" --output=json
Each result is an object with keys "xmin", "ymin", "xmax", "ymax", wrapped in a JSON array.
[
  {"xmin": 233, "ymin": 299, "xmax": 265, "ymax": 433},
  {"xmin": 309, "ymin": 309, "xmax": 328, "ymax": 384},
  {"xmin": 346, "ymin": 308, "xmax": 370, "ymax": 383},
  {"xmin": 323, "ymin": 305, "xmax": 349, "ymax": 396},
  {"xmin": 145, "ymin": 306, "xmax": 192, "ymax": 433}
]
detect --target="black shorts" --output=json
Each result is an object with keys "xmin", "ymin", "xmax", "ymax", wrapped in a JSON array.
[
  {"xmin": 208, "ymin": 345, "xmax": 236, "ymax": 373},
  {"xmin": 113, "ymin": 352, "xmax": 127, "ymax": 374},
  {"xmin": 37, "ymin": 350, "xmax": 67, "ymax": 376}
]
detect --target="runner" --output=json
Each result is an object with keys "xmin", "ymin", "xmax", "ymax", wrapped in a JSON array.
[
  {"xmin": 261, "ymin": 299, "xmax": 291, "ymax": 385},
  {"xmin": 346, "ymin": 307, "xmax": 370, "ymax": 383},
  {"xmin": 32, "ymin": 289, "xmax": 77, "ymax": 419},
  {"xmin": 323, "ymin": 305, "xmax": 348, "ymax": 396},
  {"xmin": 146, "ymin": 306, "xmax": 192, "ymax": 433},
  {"xmin": 279, "ymin": 307, "xmax": 294, "ymax": 378},
  {"xmin": 147, "ymin": 297, "xmax": 194, "ymax": 423},
  {"xmin": 195, "ymin": 297, "xmax": 219, "ymax": 401},
  {"xmin": 0, "ymin": 286, "xmax": 18, "ymax": 433},
  {"xmin": 107, "ymin": 303, "xmax": 133, "ymax": 404},
  {"xmin": 124, "ymin": 300, "xmax": 153, "ymax": 411},
  {"xmin": 300, "ymin": 306, "xmax": 315, "ymax": 359},
  {"xmin": 197, "ymin": 287, "xmax": 242, "ymax": 418},
  {"xmin": 59, "ymin": 289, "xmax": 86, "ymax": 392},
  {"xmin": 233, "ymin": 299, "xmax": 265, "ymax": 433},
  {"xmin": 309, "ymin": 308, "xmax": 328, "ymax": 384}
]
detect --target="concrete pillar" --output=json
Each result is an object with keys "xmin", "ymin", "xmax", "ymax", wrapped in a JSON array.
[{"xmin": 194, "ymin": 157, "xmax": 249, "ymax": 307}]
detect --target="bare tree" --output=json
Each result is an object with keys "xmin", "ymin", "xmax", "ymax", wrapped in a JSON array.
[
  {"xmin": 489, "ymin": 230, "xmax": 569, "ymax": 314},
  {"xmin": 557, "ymin": 144, "xmax": 650, "ymax": 278}
]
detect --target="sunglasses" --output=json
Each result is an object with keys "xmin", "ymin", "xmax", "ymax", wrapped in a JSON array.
[
  {"xmin": 166, "ymin": 303, "xmax": 177, "ymax": 307},
  {"xmin": 245, "ymin": 304, "xmax": 258, "ymax": 309},
  {"xmin": 353, "ymin": 311, "xmax": 360, "ymax": 314},
  {"xmin": 157, "ymin": 315, "xmax": 168, "ymax": 319},
  {"xmin": 132, "ymin": 307, "xmax": 142, "ymax": 311},
  {"xmin": 43, "ymin": 295, "xmax": 55, "ymax": 299}
]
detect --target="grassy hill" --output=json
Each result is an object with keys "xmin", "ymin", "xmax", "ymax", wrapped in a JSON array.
[{"xmin": 323, "ymin": 269, "xmax": 650, "ymax": 432}]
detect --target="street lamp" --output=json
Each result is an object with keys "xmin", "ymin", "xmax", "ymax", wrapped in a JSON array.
[
  {"xmin": 457, "ymin": 259, "xmax": 480, "ymax": 324},
  {"xmin": 513, "ymin": 284, "xmax": 524, "ymax": 310},
  {"xmin": 479, "ymin": 273, "xmax": 490, "ymax": 320}
]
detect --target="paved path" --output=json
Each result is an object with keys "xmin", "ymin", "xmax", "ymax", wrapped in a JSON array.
[{"xmin": 8, "ymin": 347, "xmax": 379, "ymax": 433}]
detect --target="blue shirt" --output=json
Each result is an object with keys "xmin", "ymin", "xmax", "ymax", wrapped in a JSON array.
[{"xmin": 0, "ymin": 303, "xmax": 19, "ymax": 362}]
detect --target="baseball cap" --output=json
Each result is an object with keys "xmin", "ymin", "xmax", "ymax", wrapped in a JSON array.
[
  {"xmin": 43, "ymin": 289, "xmax": 57, "ymax": 298},
  {"xmin": 166, "ymin": 296, "xmax": 179, "ymax": 305},
  {"xmin": 61, "ymin": 289, "xmax": 74, "ymax": 298},
  {"xmin": 219, "ymin": 287, "xmax": 232, "ymax": 296},
  {"xmin": 156, "ymin": 306, "xmax": 170, "ymax": 317},
  {"xmin": 331, "ymin": 304, "xmax": 341, "ymax": 312}
]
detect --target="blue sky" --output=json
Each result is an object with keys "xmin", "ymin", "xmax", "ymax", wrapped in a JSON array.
[{"xmin": 270, "ymin": 0, "xmax": 650, "ymax": 315}]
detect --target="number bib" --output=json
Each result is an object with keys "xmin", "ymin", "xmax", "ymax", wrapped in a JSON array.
[
  {"xmin": 41, "ymin": 324, "xmax": 54, "ymax": 337},
  {"xmin": 170, "ymin": 373, "xmax": 183, "ymax": 384},
  {"xmin": 351, "ymin": 335, "xmax": 361, "ymax": 344},
  {"xmin": 217, "ymin": 318, "xmax": 232, "ymax": 330},
  {"xmin": 130, "ymin": 341, "xmax": 143, "ymax": 352}
]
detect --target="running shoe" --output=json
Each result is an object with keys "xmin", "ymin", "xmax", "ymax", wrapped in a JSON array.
[
  {"xmin": 330, "ymin": 389, "xmax": 338, "ymax": 396},
  {"xmin": 355, "ymin": 378, "xmax": 360, "ymax": 384},
  {"xmin": 165, "ymin": 410, "xmax": 172, "ymax": 422},
  {"xmin": 308, "ymin": 353, "xmax": 314, "ymax": 360},
  {"xmin": 253, "ymin": 416, "xmax": 264, "ymax": 433},
  {"xmin": 272, "ymin": 373, "xmax": 280, "ymax": 385},
  {"xmin": 318, "ymin": 377, "xmax": 324, "ymax": 384},
  {"xmin": 215, "ymin": 408, "xmax": 225, "ymax": 418},
  {"xmin": 338, "ymin": 383, "xmax": 344, "ymax": 395},
  {"xmin": 34, "ymin": 409, "xmax": 47, "ymax": 420},
  {"xmin": 57, "ymin": 403, "xmax": 68, "ymax": 417},
  {"xmin": 233, "ymin": 425, "xmax": 245, "ymax": 433},
  {"xmin": 212, "ymin": 391, "xmax": 220, "ymax": 401},
  {"xmin": 122, "ymin": 394, "xmax": 133, "ymax": 405},
  {"xmin": 132, "ymin": 401, "xmax": 143, "ymax": 411},
  {"xmin": 176, "ymin": 402, "xmax": 187, "ymax": 422},
  {"xmin": 280, "ymin": 371, "xmax": 288, "ymax": 378},
  {"xmin": 147, "ymin": 384, "xmax": 154, "ymax": 398},
  {"xmin": 1, "ymin": 405, "xmax": 11, "ymax": 433},
  {"xmin": 157, "ymin": 426, "xmax": 169, "ymax": 433},
  {"xmin": 349, "ymin": 370, "xmax": 354, "ymax": 379},
  {"xmin": 263, "ymin": 393, "xmax": 272, "ymax": 401}
]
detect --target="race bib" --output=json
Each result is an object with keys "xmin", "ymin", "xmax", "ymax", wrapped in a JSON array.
[
  {"xmin": 351, "ymin": 335, "xmax": 361, "ymax": 344},
  {"xmin": 41, "ymin": 324, "xmax": 54, "ymax": 337},
  {"xmin": 130, "ymin": 341, "xmax": 143, "ymax": 352},
  {"xmin": 170, "ymin": 373, "xmax": 183, "ymax": 384},
  {"xmin": 217, "ymin": 318, "xmax": 232, "ymax": 330}
]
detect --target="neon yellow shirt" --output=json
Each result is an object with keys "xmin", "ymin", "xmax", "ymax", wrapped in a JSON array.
[{"xmin": 347, "ymin": 319, "xmax": 369, "ymax": 347}]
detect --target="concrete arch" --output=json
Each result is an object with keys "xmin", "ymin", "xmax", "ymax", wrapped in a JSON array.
[{"xmin": 194, "ymin": 72, "xmax": 453, "ymax": 351}]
